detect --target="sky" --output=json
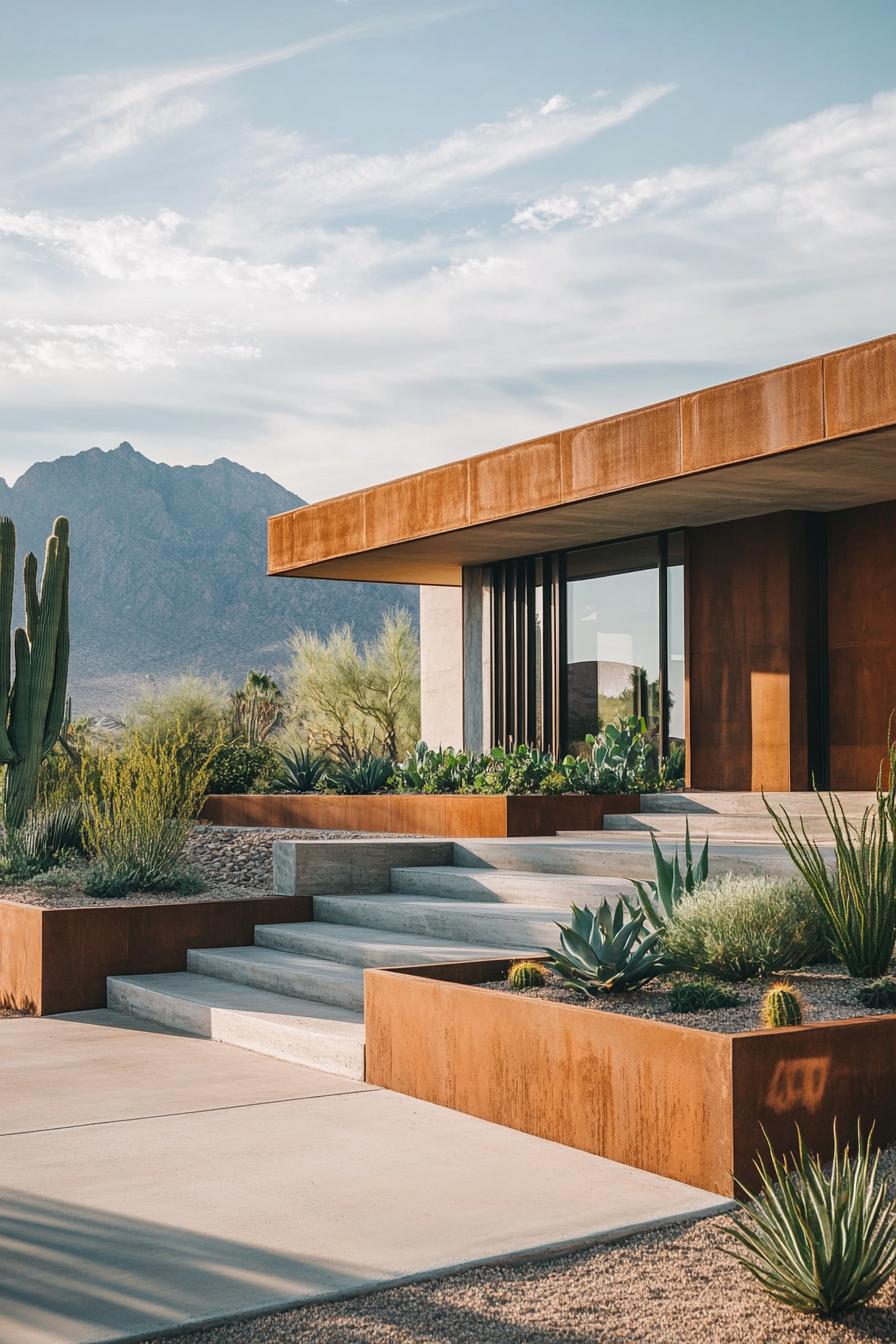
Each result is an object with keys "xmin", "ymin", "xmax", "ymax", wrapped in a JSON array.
[{"xmin": 1, "ymin": 0, "xmax": 895, "ymax": 500}]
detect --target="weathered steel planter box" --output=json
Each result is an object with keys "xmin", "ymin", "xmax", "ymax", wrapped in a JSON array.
[
  {"xmin": 200, "ymin": 793, "xmax": 639, "ymax": 837},
  {"xmin": 364, "ymin": 958, "xmax": 896, "ymax": 1196},
  {"xmin": 0, "ymin": 894, "xmax": 310, "ymax": 1016}
]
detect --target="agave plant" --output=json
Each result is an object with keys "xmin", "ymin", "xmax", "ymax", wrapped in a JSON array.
[
  {"xmin": 546, "ymin": 899, "xmax": 665, "ymax": 994},
  {"xmin": 623, "ymin": 819, "xmax": 709, "ymax": 931},
  {"xmin": 271, "ymin": 747, "xmax": 330, "ymax": 793},
  {"xmin": 726, "ymin": 1123, "xmax": 896, "ymax": 1316},
  {"xmin": 327, "ymin": 748, "xmax": 395, "ymax": 795},
  {"xmin": 766, "ymin": 783, "xmax": 896, "ymax": 978}
]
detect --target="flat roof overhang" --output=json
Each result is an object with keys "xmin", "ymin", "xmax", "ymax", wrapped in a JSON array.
[{"xmin": 269, "ymin": 334, "xmax": 896, "ymax": 586}]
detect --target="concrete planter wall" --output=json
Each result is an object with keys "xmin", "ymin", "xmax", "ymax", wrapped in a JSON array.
[
  {"xmin": 0, "ymin": 894, "xmax": 310, "ymax": 1016},
  {"xmin": 364, "ymin": 958, "xmax": 896, "ymax": 1196},
  {"xmin": 200, "ymin": 793, "xmax": 640, "ymax": 837}
]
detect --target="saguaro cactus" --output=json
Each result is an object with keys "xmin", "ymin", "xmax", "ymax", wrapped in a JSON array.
[{"xmin": 0, "ymin": 516, "xmax": 70, "ymax": 829}]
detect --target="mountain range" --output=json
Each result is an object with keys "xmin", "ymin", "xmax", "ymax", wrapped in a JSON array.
[{"xmin": 0, "ymin": 443, "xmax": 418, "ymax": 717}]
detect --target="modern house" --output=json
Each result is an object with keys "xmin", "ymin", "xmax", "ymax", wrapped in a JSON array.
[{"xmin": 269, "ymin": 333, "xmax": 896, "ymax": 792}]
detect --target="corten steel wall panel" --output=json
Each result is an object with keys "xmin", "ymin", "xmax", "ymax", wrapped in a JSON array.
[
  {"xmin": 680, "ymin": 359, "xmax": 824, "ymax": 473},
  {"xmin": 469, "ymin": 437, "xmax": 562, "ymax": 524},
  {"xmin": 827, "ymin": 500, "xmax": 896, "ymax": 788},
  {"xmin": 366, "ymin": 962, "xmax": 896, "ymax": 1196},
  {"xmin": 731, "ymin": 1018, "xmax": 896, "ymax": 1191},
  {"xmin": 0, "ymin": 902, "xmax": 43, "ymax": 1013},
  {"xmin": 825, "ymin": 335, "xmax": 896, "ymax": 439},
  {"xmin": 268, "ymin": 494, "xmax": 366, "ymax": 571},
  {"xmin": 364, "ymin": 462, "xmax": 470, "ymax": 550},
  {"xmin": 365, "ymin": 963, "xmax": 735, "ymax": 1195},
  {"xmin": 0, "ymin": 896, "xmax": 310, "ymax": 1016},
  {"xmin": 200, "ymin": 792, "xmax": 640, "ymax": 837},
  {"xmin": 560, "ymin": 400, "xmax": 681, "ymax": 501},
  {"xmin": 686, "ymin": 514, "xmax": 810, "ymax": 791}
]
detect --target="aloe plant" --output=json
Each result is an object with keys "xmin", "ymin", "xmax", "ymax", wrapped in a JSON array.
[
  {"xmin": 726, "ymin": 1124, "xmax": 896, "ymax": 1315},
  {"xmin": 327, "ymin": 748, "xmax": 395, "ymax": 795},
  {"xmin": 546, "ymin": 899, "xmax": 664, "ymax": 994},
  {"xmin": 624, "ymin": 819, "xmax": 709, "ymax": 931}
]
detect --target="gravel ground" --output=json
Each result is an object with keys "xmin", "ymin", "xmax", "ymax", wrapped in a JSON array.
[
  {"xmin": 488, "ymin": 966, "xmax": 896, "ymax": 1032},
  {"xmin": 162, "ymin": 1150, "xmax": 896, "ymax": 1344},
  {"xmin": 0, "ymin": 825, "xmax": 413, "ymax": 907}
]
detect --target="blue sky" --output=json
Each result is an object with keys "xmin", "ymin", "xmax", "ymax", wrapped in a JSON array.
[{"xmin": 1, "ymin": 0, "xmax": 894, "ymax": 498}]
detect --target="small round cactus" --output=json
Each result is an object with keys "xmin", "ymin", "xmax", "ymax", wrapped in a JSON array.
[
  {"xmin": 506, "ymin": 959, "xmax": 547, "ymax": 990},
  {"xmin": 857, "ymin": 976, "xmax": 896, "ymax": 1010},
  {"xmin": 761, "ymin": 982, "xmax": 804, "ymax": 1028},
  {"xmin": 668, "ymin": 978, "xmax": 740, "ymax": 1013}
]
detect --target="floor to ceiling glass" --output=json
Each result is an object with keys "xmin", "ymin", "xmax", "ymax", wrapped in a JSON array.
[{"xmin": 566, "ymin": 536, "xmax": 661, "ymax": 753}]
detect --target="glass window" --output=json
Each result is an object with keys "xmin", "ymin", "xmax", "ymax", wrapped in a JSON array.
[
  {"xmin": 566, "ymin": 537, "xmax": 660, "ymax": 754},
  {"xmin": 666, "ymin": 533, "xmax": 685, "ymax": 748}
]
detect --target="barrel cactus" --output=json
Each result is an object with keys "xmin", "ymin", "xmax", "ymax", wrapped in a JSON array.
[
  {"xmin": 0, "ymin": 516, "xmax": 71, "ymax": 829},
  {"xmin": 857, "ymin": 977, "xmax": 896, "ymax": 1010},
  {"xmin": 506, "ymin": 960, "xmax": 546, "ymax": 990},
  {"xmin": 762, "ymin": 982, "xmax": 804, "ymax": 1028}
]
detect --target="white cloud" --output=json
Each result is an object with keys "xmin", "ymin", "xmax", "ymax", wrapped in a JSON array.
[
  {"xmin": 512, "ymin": 89, "xmax": 896, "ymax": 244},
  {"xmin": 1, "ymin": 6, "xmax": 479, "ymax": 173},
  {"xmin": 1, "ymin": 79, "xmax": 895, "ymax": 501},
  {"xmin": 0, "ymin": 318, "xmax": 260, "ymax": 373},
  {"xmin": 233, "ymin": 85, "xmax": 675, "ymax": 216},
  {"xmin": 0, "ymin": 208, "xmax": 316, "ymax": 296}
]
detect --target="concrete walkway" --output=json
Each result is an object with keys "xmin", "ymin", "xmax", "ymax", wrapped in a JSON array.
[{"xmin": 0, "ymin": 1013, "xmax": 729, "ymax": 1344}]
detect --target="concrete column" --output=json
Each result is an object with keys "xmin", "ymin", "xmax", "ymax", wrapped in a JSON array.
[
  {"xmin": 419, "ymin": 585, "xmax": 464, "ymax": 748},
  {"xmin": 462, "ymin": 566, "xmax": 492, "ymax": 752}
]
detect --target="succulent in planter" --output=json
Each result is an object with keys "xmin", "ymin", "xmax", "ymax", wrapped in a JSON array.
[
  {"xmin": 856, "ymin": 976, "xmax": 896, "ymax": 1009},
  {"xmin": 623, "ymin": 819, "xmax": 709, "ymax": 932},
  {"xmin": 270, "ymin": 747, "xmax": 330, "ymax": 793},
  {"xmin": 668, "ymin": 978, "xmax": 740, "ymax": 1012},
  {"xmin": 506, "ymin": 960, "xmax": 547, "ymax": 990},
  {"xmin": 761, "ymin": 982, "xmax": 804, "ymax": 1028},
  {"xmin": 546, "ymin": 899, "xmax": 665, "ymax": 995}
]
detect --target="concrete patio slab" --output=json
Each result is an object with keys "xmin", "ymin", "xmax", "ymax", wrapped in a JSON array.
[{"xmin": 0, "ymin": 1012, "xmax": 729, "ymax": 1344}]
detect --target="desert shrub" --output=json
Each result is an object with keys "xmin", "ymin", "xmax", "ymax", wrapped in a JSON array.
[
  {"xmin": 473, "ymin": 744, "xmax": 561, "ymax": 795},
  {"xmin": 206, "ymin": 742, "xmax": 276, "ymax": 795},
  {"xmin": 767, "ymin": 779, "xmax": 896, "ymax": 978},
  {"xmin": 128, "ymin": 674, "xmax": 229, "ymax": 743},
  {"xmin": 281, "ymin": 609, "xmax": 420, "ymax": 759},
  {"xmin": 726, "ymin": 1124, "xmax": 896, "ymax": 1315},
  {"xmin": 269, "ymin": 747, "xmax": 330, "ymax": 793},
  {"xmin": 79, "ymin": 729, "xmax": 211, "ymax": 895},
  {"xmin": 668, "ymin": 978, "xmax": 739, "ymax": 1012},
  {"xmin": 661, "ymin": 874, "xmax": 828, "ymax": 981}
]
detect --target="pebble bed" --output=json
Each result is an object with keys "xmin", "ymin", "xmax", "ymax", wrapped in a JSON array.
[
  {"xmin": 0, "ymin": 824, "xmax": 416, "ymax": 908},
  {"xmin": 486, "ymin": 965, "xmax": 896, "ymax": 1033}
]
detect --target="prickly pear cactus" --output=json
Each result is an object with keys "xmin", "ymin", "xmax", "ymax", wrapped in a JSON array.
[
  {"xmin": 761, "ymin": 982, "xmax": 804, "ymax": 1028},
  {"xmin": 0, "ymin": 516, "xmax": 70, "ymax": 829}
]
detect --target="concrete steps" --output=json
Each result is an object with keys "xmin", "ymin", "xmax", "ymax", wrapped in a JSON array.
[
  {"xmin": 391, "ymin": 865, "xmax": 634, "ymax": 907},
  {"xmin": 254, "ymin": 921, "xmax": 529, "ymax": 968},
  {"xmin": 106, "ymin": 972, "xmax": 367, "ymax": 1077},
  {"xmin": 187, "ymin": 946, "xmax": 365, "ymax": 1011},
  {"xmin": 640, "ymin": 790, "xmax": 876, "ymax": 816},
  {"xmin": 312, "ymin": 892, "xmax": 563, "ymax": 949},
  {"xmin": 603, "ymin": 812, "xmax": 844, "ymax": 841}
]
